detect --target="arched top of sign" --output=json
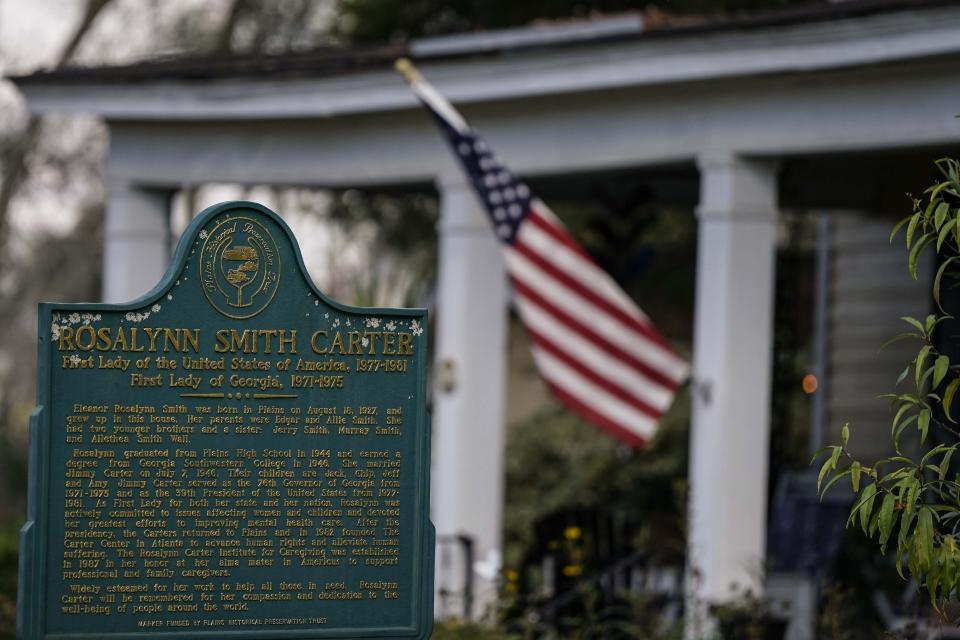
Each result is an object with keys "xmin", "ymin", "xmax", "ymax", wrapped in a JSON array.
[{"xmin": 125, "ymin": 200, "xmax": 424, "ymax": 321}]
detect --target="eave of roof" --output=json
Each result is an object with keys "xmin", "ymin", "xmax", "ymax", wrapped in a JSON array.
[{"xmin": 9, "ymin": 0, "xmax": 952, "ymax": 86}]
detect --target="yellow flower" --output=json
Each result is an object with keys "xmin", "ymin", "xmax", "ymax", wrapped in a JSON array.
[
  {"xmin": 562, "ymin": 565, "xmax": 582, "ymax": 577},
  {"xmin": 563, "ymin": 526, "xmax": 582, "ymax": 541}
]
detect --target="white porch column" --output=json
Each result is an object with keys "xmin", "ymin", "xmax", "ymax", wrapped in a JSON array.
[
  {"xmin": 431, "ymin": 176, "xmax": 509, "ymax": 620},
  {"xmin": 686, "ymin": 154, "xmax": 778, "ymax": 637},
  {"xmin": 103, "ymin": 179, "xmax": 172, "ymax": 303}
]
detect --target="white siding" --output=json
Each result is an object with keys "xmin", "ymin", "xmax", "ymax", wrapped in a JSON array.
[{"xmin": 826, "ymin": 214, "xmax": 929, "ymax": 461}]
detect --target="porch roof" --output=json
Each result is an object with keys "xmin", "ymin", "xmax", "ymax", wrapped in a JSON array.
[{"xmin": 10, "ymin": 0, "xmax": 960, "ymax": 123}]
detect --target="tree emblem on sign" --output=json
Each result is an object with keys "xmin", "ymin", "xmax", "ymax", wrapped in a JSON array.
[
  {"xmin": 199, "ymin": 216, "xmax": 281, "ymax": 319},
  {"xmin": 221, "ymin": 244, "xmax": 260, "ymax": 308}
]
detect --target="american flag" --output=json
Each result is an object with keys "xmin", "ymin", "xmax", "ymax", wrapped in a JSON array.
[{"xmin": 397, "ymin": 60, "xmax": 689, "ymax": 447}]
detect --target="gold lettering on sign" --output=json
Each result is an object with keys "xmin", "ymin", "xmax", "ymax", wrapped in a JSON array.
[
  {"xmin": 58, "ymin": 327, "xmax": 201, "ymax": 354},
  {"xmin": 57, "ymin": 328, "xmax": 415, "ymax": 358},
  {"xmin": 44, "ymin": 206, "xmax": 430, "ymax": 634},
  {"xmin": 309, "ymin": 331, "xmax": 414, "ymax": 356},
  {"xmin": 57, "ymin": 390, "xmax": 405, "ymax": 628}
]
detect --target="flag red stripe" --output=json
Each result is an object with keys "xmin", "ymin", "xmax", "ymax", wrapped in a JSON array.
[
  {"xmin": 512, "ymin": 278, "xmax": 680, "ymax": 391},
  {"xmin": 544, "ymin": 381, "xmax": 648, "ymax": 449},
  {"xmin": 527, "ymin": 329, "xmax": 663, "ymax": 419},
  {"xmin": 526, "ymin": 206, "xmax": 593, "ymax": 260},
  {"xmin": 513, "ymin": 236, "xmax": 671, "ymax": 350}
]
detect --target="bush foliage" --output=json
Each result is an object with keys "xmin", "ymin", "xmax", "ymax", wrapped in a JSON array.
[{"xmin": 817, "ymin": 157, "xmax": 960, "ymax": 607}]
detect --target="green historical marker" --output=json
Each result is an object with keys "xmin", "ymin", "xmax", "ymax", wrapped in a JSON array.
[{"xmin": 18, "ymin": 202, "xmax": 434, "ymax": 639}]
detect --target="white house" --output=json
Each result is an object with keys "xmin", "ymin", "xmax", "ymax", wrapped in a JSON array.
[{"xmin": 13, "ymin": 0, "xmax": 960, "ymax": 635}]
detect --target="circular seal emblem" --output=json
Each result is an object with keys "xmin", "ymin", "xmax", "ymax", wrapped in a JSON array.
[{"xmin": 199, "ymin": 216, "xmax": 281, "ymax": 319}]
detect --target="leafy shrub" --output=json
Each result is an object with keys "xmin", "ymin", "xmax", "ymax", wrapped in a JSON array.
[{"xmin": 817, "ymin": 158, "xmax": 960, "ymax": 607}]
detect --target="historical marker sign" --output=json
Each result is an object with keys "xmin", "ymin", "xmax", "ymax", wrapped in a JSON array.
[{"xmin": 18, "ymin": 202, "xmax": 434, "ymax": 639}]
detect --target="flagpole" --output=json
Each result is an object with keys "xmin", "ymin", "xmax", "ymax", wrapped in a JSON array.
[
  {"xmin": 394, "ymin": 58, "xmax": 470, "ymax": 133},
  {"xmin": 394, "ymin": 57, "xmax": 420, "ymax": 83}
]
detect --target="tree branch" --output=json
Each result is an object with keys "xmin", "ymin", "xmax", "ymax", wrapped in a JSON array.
[{"xmin": 0, "ymin": 0, "xmax": 114, "ymax": 253}]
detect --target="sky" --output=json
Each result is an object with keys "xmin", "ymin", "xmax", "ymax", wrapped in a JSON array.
[
  {"xmin": 0, "ymin": 0, "xmax": 101, "ymax": 245},
  {"xmin": 0, "ymin": 0, "xmax": 411, "ymax": 305},
  {"xmin": 0, "ymin": 0, "xmax": 234, "ymax": 73},
  {"xmin": 0, "ymin": 0, "xmax": 79, "ymax": 73}
]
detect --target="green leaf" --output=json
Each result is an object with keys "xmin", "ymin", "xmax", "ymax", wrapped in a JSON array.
[
  {"xmin": 934, "ymin": 258, "xmax": 957, "ymax": 309},
  {"xmin": 909, "ymin": 538, "xmax": 921, "ymax": 579},
  {"xmin": 932, "ymin": 176, "xmax": 953, "ymax": 198},
  {"xmin": 918, "ymin": 507, "xmax": 935, "ymax": 569},
  {"xmin": 906, "ymin": 211, "xmax": 922, "ymax": 248},
  {"xmin": 896, "ymin": 362, "xmax": 911, "ymax": 386},
  {"xmin": 857, "ymin": 483, "xmax": 878, "ymax": 533},
  {"xmin": 916, "ymin": 345, "xmax": 933, "ymax": 389},
  {"xmin": 816, "ymin": 446, "xmax": 843, "ymax": 493},
  {"xmin": 809, "ymin": 446, "xmax": 832, "ymax": 465},
  {"xmin": 879, "ymin": 492, "xmax": 898, "ymax": 552},
  {"xmin": 944, "ymin": 378, "xmax": 960, "ymax": 422},
  {"xmin": 829, "ymin": 445, "xmax": 842, "ymax": 471},
  {"xmin": 880, "ymin": 466, "xmax": 911, "ymax": 484},
  {"xmin": 851, "ymin": 461, "xmax": 861, "ymax": 492},
  {"xmin": 901, "ymin": 316, "xmax": 926, "ymax": 334},
  {"xmin": 919, "ymin": 365, "xmax": 936, "ymax": 389},
  {"xmin": 869, "ymin": 504, "xmax": 882, "ymax": 537},
  {"xmin": 909, "ymin": 233, "xmax": 934, "ymax": 280},
  {"xmin": 882, "ymin": 333, "xmax": 921, "ymax": 352},
  {"xmin": 817, "ymin": 456, "xmax": 834, "ymax": 492},
  {"xmin": 899, "ymin": 505, "xmax": 917, "ymax": 548},
  {"xmin": 937, "ymin": 218, "xmax": 955, "ymax": 252},
  {"xmin": 895, "ymin": 546, "xmax": 908, "ymax": 580},
  {"xmin": 934, "ymin": 355, "xmax": 950, "ymax": 388},
  {"xmin": 935, "ymin": 177, "xmax": 952, "ymax": 197},
  {"xmin": 939, "ymin": 448, "xmax": 954, "ymax": 480},
  {"xmin": 841, "ymin": 423, "xmax": 850, "ymax": 448},
  {"xmin": 928, "ymin": 569, "xmax": 939, "ymax": 608},
  {"xmin": 919, "ymin": 408, "xmax": 931, "ymax": 445},
  {"xmin": 934, "ymin": 159, "xmax": 952, "ymax": 180},
  {"xmin": 922, "ymin": 444, "xmax": 952, "ymax": 466},
  {"xmin": 820, "ymin": 469, "xmax": 851, "ymax": 498},
  {"xmin": 935, "ymin": 201, "xmax": 949, "ymax": 230},
  {"xmin": 891, "ymin": 215, "xmax": 912, "ymax": 243},
  {"xmin": 894, "ymin": 414, "xmax": 919, "ymax": 452},
  {"xmin": 904, "ymin": 476, "xmax": 920, "ymax": 517},
  {"xmin": 892, "ymin": 403, "xmax": 912, "ymax": 435}
]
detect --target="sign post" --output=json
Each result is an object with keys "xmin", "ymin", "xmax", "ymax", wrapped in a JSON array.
[{"xmin": 19, "ymin": 201, "xmax": 434, "ymax": 639}]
